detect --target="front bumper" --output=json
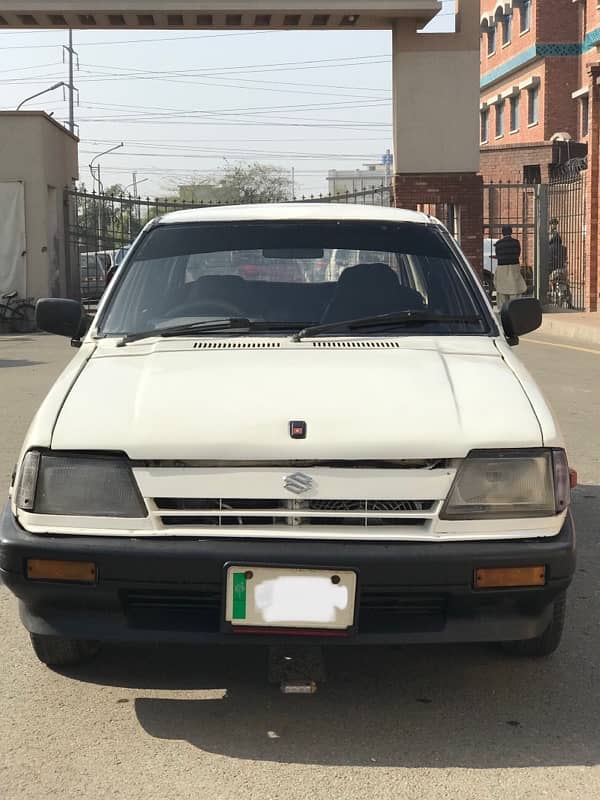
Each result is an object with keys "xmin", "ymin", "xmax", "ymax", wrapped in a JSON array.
[{"xmin": 0, "ymin": 503, "xmax": 575, "ymax": 645}]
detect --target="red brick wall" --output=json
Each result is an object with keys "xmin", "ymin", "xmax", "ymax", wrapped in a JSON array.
[
  {"xmin": 536, "ymin": 0, "xmax": 579, "ymax": 43},
  {"xmin": 480, "ymin": 142, "xmax": 556, "ymax": 183},
  {"xmin": 543, "ymin": 57, "xmax": 579, "ymax": 139},
  {"xmin": 393, "ymin": 173, "xmax": 484, "ymax": 274},
  {"xmin": 481, "ymin": 63, "xmax": 548, "ymax": 144}
]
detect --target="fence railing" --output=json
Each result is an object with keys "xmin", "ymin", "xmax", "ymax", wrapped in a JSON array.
[
  {"xmin": 483, "ymin": 176, "xmax": 586, "ymax": 310},
  {"xmin": 64, "ymin": 184, "xmax": 392, "ymax": 302},
  {"xmin": 65, "ymin": 179, "xmax": 586, "ymax": 311}
]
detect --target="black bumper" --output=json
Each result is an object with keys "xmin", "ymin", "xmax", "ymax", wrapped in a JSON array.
[{"xmin": 0, "ymin": 503, "xmax": 575, "ymax": 646}]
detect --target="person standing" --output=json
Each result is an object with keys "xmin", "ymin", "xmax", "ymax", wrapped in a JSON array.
[{"xmin": 493, "ymin": 225, "xmax": 526, "ymax": 308}]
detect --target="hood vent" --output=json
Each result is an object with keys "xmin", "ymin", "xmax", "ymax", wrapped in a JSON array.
[
  {"xmin": 193, "ymin": 341, "xmax": 281, "ymax": 349},
  {"xmin": 312, "ymin": 340, "xmax": 401, "ymax": 348}
]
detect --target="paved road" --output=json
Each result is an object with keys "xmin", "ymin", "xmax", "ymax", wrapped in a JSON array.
[{"xmin": 1, "ymin": 332, "xmax": 599, "ymax": 800}]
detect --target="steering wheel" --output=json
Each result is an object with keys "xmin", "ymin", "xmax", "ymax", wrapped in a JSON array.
[{"xmin": 164, "ymin": 299, "xmax": 245, "ymax": 320}]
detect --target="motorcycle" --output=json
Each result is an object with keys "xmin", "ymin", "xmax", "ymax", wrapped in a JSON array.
[{"xmin": 547, "ymin": 269, "xmax": 572, "ymax": 309}]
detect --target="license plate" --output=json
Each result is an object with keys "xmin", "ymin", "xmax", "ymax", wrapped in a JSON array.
[{"xmin": 224, "ymin": 566, "xmax": 357, "ymax": 631}]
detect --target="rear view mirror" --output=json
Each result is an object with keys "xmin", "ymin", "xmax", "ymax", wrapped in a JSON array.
[
  {"xmin": 36, "ymin": 298, "xmax": 84, "ymax": 339},
  {"xmin": 501, "ymin": 297, "xmax": 542, "ymax": 345},
  {"xmin": 263, "ymin": 249, "xmax": 324, "ymax": 259}
]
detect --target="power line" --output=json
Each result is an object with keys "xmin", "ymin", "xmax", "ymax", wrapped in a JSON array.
[
  {"xmin": 0, "ymin": 53, "xmax": 392, "ymax": 86},
  {"xmin": 0, "ymin": 30, "xmax": 275, "ymax": 50}
]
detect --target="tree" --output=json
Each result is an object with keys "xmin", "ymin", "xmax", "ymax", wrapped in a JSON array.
[
  {"xmin": 171, "ymin": 162, "xmax": 292, "ymax": 206},
  {"xmin": 218, "ymin": 162, "xmax": 292, "ymax": 204}
]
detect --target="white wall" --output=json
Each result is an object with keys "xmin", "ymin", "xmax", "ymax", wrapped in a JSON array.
[{"xmin": 0, "ymin": 113, "xmax": 78, "ymax": 300}]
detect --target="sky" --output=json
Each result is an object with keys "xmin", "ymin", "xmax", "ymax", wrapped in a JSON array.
[{"xmin": 0, "ymin": 1, "xmax": 454, "ymax": 197}]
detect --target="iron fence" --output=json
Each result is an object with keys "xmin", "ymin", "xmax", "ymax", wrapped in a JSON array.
[
  {"xmin": 483, "ymin": 176, "xmax": 586, "ymax": 310},
  {"xmin": 483, "ymin": 183, "xmax": 538, "ymax": 298},
  {"xmin": 547, "ymin": 173, "xmax": 586, "ymax": 311},
  {"xmin": 64, "ymin": 184, "xmax": 392, "ymax": 303}
]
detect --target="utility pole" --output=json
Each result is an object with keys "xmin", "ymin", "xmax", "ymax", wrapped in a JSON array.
[
  {"xmin": 132, "ymin": 172, "xmax": 138, "ymax": 199},
  {"xmin": 63, "ymin": 30, "xmax": 79, "ymax": 135}
]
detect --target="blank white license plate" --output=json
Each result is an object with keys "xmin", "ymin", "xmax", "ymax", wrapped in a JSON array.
[{"xmin": 224, "ymin": 566, "xmax": 357, "ymax": 630}]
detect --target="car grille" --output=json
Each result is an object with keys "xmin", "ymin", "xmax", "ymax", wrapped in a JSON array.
[{"xmin": 152, "ymin": 497, "xmax": 438, "ymax": 528}]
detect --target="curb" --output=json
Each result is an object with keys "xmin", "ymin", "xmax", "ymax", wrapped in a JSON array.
[{"xmin": 538, "ymin": 313, "xmax": 600, "ymax": 348}]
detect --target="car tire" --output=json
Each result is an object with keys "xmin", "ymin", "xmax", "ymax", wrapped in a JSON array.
[
  {"xmin": 501, "ymin": 591, "xmax": 566, "ymax": 657},
  {"xmin": 29, "ymin": 633, "xmax": 101, "ymax": 667}
]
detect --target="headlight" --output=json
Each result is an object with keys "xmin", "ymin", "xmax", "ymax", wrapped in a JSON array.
[
  {"xmin": 441, "ymin": 449, "xmax": 570, "ymax": 520},
  {"xmin": 15, "ymin": 451, "xmax": 147, "ymax": 518}
]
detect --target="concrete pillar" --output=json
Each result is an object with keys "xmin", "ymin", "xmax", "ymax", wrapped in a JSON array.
[
  {"xmin": 391, "ymin": 0, "xmax": 483, "ymax": 271},
  {"xmin": 584, "ymin": 64, "xmax": 600, "ymax": 312}
]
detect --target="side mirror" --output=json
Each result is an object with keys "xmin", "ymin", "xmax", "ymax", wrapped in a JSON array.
[
  {"xmin": 501, "ymin": 297, "xmax": 542, "ymax": 346},
  {"xmin": 35, "ymin": 298, "xmax": 84, "ymax": 339}
]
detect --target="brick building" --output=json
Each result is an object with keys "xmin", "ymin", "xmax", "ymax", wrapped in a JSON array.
[{"xmin": 479, "ymin": 0, "xmax": 600, "ymax": 309}]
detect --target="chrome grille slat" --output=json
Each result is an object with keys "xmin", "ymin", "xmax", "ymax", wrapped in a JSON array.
[{"xmin": 151, "ymin": 497, "xmax": 439, "ymax": 528}]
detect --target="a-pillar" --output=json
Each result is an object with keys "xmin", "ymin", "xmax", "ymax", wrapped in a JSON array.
[
  {"xmin": 584, "ymin": 64, "xmax": 600, "ymax": 312},
  {"xmin": 391, "ymin": 0, "xmax": 483, "ymax": 272}
]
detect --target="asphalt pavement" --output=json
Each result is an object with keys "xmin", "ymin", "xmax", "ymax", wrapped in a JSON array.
[{"xmin": 1, "ymin": 331, "xmax": 599, "ymax": 800}]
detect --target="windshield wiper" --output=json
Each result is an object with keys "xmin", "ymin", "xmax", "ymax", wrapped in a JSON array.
[
  {"xmin": 115, "ymin": 318, "xmax": 253, "ymax": 346},
  {"xmin": 293, "ymin": 311, "xmax": 485, "ymax": 342},
  {"xmin": 112, "ymin": 319, "xmax": 318, "ymax": 346}
]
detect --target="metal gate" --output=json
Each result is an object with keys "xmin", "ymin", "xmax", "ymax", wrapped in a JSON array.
[
  {"xmin": 483, "ymin": 183, "xmax": 538, "ymax": 298},
  {"xmin": 483, "ymin": 175, "xmax": 586, "ymax": 310},
  {"xmin": 547, "ymin": 172, "xmax": 586, "ymax": 310}
]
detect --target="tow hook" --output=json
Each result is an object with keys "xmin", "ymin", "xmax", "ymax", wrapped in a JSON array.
[{"xmin": 268, "ymin": 645, "xmax": 325, "ymax": 694}]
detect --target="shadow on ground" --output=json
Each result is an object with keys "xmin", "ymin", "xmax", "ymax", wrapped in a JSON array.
[
  {"xmin": 61, "ymin": 487, "xmax": 600, "ymax": 769},
  {"xmin": 0, "ymin": 359, "xmax": 44, "ymax": 369}
]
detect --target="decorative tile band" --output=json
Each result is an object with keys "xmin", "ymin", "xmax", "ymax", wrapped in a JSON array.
[{"xmin": 481, "ymin": 29, "xmax": 600, "ymax": 90}]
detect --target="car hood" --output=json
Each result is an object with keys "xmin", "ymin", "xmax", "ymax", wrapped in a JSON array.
[{"xmin": 50, "ymin": 337, "xmax": 543, "ymax": 460}]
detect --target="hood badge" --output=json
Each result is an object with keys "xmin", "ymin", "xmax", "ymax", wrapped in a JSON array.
[
  {"xmin": 289, "ymin": 420, "xmax": 307, "ymax": 439},
  {"xmin": 284, "ymin": 472, "xmax": 314, "ymax": 495}
]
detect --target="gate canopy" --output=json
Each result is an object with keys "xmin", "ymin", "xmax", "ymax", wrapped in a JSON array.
[{"xmin": 0, "ymin": 1, "xmax": 441, "ymax": 29}]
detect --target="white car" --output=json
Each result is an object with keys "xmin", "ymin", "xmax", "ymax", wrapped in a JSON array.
[{"xmin": 2, "ymin": 204, "xmax": 574, "ymax": 668}]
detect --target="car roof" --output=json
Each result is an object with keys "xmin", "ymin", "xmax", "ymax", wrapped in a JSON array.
[{"xmin": 156, "ymin": 203, "xmax": 435, "ymax": 227}]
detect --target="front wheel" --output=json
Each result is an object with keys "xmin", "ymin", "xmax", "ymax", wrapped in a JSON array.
[
  {"xmin": 30, "ymin": 633, "xmax": 101, "ymax": 667},
  {"xmin": 501, "ymin": 591, "xmax": 567, "ymax": 657}
]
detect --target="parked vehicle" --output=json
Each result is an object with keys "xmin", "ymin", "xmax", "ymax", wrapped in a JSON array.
[
  {"xmin": 1, "ymin": 204, "xmax": 574, "ymax": 670},
  {"xmin": 482, "ymin": 237, "xmax": 496, "ymax": 300},
  {"xmin": 79, "ymin": 251, "xmax": 112, "ymax": 299}
]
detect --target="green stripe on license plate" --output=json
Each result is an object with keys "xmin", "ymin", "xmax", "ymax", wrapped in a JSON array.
[{"xmin": 232, "ymin": 572, "xmax": 247, "ymax": 620}]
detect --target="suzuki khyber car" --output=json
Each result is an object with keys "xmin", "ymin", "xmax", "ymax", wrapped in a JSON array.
[{"xmin": 1, "ymin": 204, "xmax": 575, "ymax": 669}]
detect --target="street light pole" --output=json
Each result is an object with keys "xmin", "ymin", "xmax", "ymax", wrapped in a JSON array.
[
  {"xmin": 89, "ymin": 142, "xmax": 124, "ymax": 250},
  {"xmin": 16, "ymin": 82, "xmax": 67, "ymax": 111},
  {"xmin": 89, "ymin": 142, "xmax": 124, "ymax": 193}
]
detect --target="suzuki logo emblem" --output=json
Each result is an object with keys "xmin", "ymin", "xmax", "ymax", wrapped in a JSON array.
[{"xmin": 283, "ymin": 472, "xmax": 314, "ymax": 495}]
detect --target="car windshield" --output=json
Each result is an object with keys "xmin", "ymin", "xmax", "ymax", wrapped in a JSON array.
[{"xmin": 98, "ymin": 220, "xmax": 490, "ymax": 337}]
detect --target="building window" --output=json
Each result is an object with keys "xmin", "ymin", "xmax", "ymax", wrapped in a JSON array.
[
  {"xmin": 510, "ymin": 94, "xmax": 520, "ymax": 131},
  {"xmin": 523, "ymin": 165, "xmax": 541, "ymax": 185},
  {"xmin": 528, "ymin": 85, "xmax": 539, "ymax": 125},
  {"xmin": 480, "ymin": 108, "xmax": 490, "ymax": 143},
  {"xmin": 496, "ymin": 100, "xmax": 505, "ymax": 138},
  {"xmin": 520, "ymin": 0, "xmax": 531, "ymax": 34},
  {"xmin": 487, "ymin": 25, "xmax": 496, "ymax": 55},
  {"xmin": 581, "ymin": 94, "xmax": 590, "ymax": 137},
  {"xmin": 502, "ymin": 12, "xmax": 512, "ymax": 45}
]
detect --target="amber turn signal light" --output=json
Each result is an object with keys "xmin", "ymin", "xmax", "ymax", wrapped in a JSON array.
[
  {"xmin": 474, "ymin": 566, "xmax": 546, "ymax": 589},
  {"xmin": 27, "ymin": 559, "xmax": 96, "ymax": 583},
  {"xmin": 569, "ymin": 468, "xmax": 578, "ymax": 489}
]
